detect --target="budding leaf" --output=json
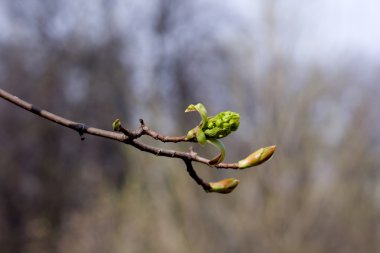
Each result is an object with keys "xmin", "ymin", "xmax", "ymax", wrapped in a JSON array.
[
  {"xmin": 208, "ymin": 178, "xmax": 240, "ymax": 194},
  {"xmin": 185, "ymin": 103, "xmax": 241, "ymax": 164},
  {"xmin": 238, "ymin": 145, "xmax": 276, "ymax": 169},
  {"xmin": 112, "ymin": 119, "xmax": 121, "ymax": 132}
]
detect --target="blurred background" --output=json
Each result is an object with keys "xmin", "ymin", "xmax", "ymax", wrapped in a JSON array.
[{"xmin": 1, "ymin": 0, "xmax": 380, "ymax": 252}]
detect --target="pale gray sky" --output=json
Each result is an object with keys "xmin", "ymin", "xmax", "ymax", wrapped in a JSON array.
[
  {"xmin": 230, "ymin": 0, "xmax": 380, "ymax": 64},
  {"xmin": 0, "ymin": 0, "xmax": 379, "ymax": 66}
]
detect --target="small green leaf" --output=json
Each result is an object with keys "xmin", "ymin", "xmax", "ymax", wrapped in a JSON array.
[
  {"xmin": 185, "ymin": 103, "xmax": 208, "ymax": 127},
  {"xmin": 207, "ymin": 139, "xmax": 226, "ymax": 165},
  {"xmin": 196, "ymin": 128, "xmax": 207, "ymax": 145}
]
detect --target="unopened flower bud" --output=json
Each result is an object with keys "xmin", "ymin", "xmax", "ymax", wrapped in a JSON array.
[
  {"xmin": 238, "ymin": 145, "xmax": 276, "ymax": 169},
  {"xmin": 203, "ymin": 111, "xmax": 240, "ymax": 139},
  {"xmin": 208, "ymin": 178, "xmax": 240, "ymax": 194}
]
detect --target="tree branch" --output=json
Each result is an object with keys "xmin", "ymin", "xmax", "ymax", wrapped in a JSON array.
[
  {"xmin": 0, "ymin": 88, "xmax": 240, "ymax": 169},
  {"xmin": 184, "ymin": 158, "xmax": 212, "ymax": 192},
  {"xmin": 1, "ymin": 88, "xmax": 278, "ymax": 193},
  {"xmin": 0, "ymin": 88, "xmax": 126, "ymax": 141}
]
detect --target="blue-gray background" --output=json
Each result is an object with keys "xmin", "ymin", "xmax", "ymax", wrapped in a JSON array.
[{"xmin": 1, "ymin": 1, "xmax": 380, "ymax": 252}]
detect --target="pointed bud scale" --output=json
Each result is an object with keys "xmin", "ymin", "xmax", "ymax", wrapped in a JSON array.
[
  {"xmin": 208, "ymin": 178, "xmax": 240, "ymax": 194},
  {"xmin": 238, "ymin": 145, "xmax": 276, "ymax": 169},
  {"xmin": 112, "ymin": 119, "xmax": 121, "ymax": 132}
]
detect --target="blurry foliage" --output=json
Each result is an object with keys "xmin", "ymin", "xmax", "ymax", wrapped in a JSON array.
[{"xmin": 1, "ymin": 0, "xmax": 380, "ymax": 253}]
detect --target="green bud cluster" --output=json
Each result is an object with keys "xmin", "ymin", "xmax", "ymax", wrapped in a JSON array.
[
  {"xmin": 185, "ymin": 104, "xmax": 240, "ymax": 165},
  {"xmin": 203, "ymin": 111, "xmax": 240, "ymax": 139}
]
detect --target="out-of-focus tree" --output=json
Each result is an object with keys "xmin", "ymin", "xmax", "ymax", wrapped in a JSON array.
[{"xmin": 0, "ymin": 1, "xmax": 133, "ymax": 252}]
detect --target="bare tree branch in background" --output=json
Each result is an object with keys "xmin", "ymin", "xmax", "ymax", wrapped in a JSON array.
[{"xmin": 0, "ymin": 88, "xmax": 275, "ymax": 194}]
